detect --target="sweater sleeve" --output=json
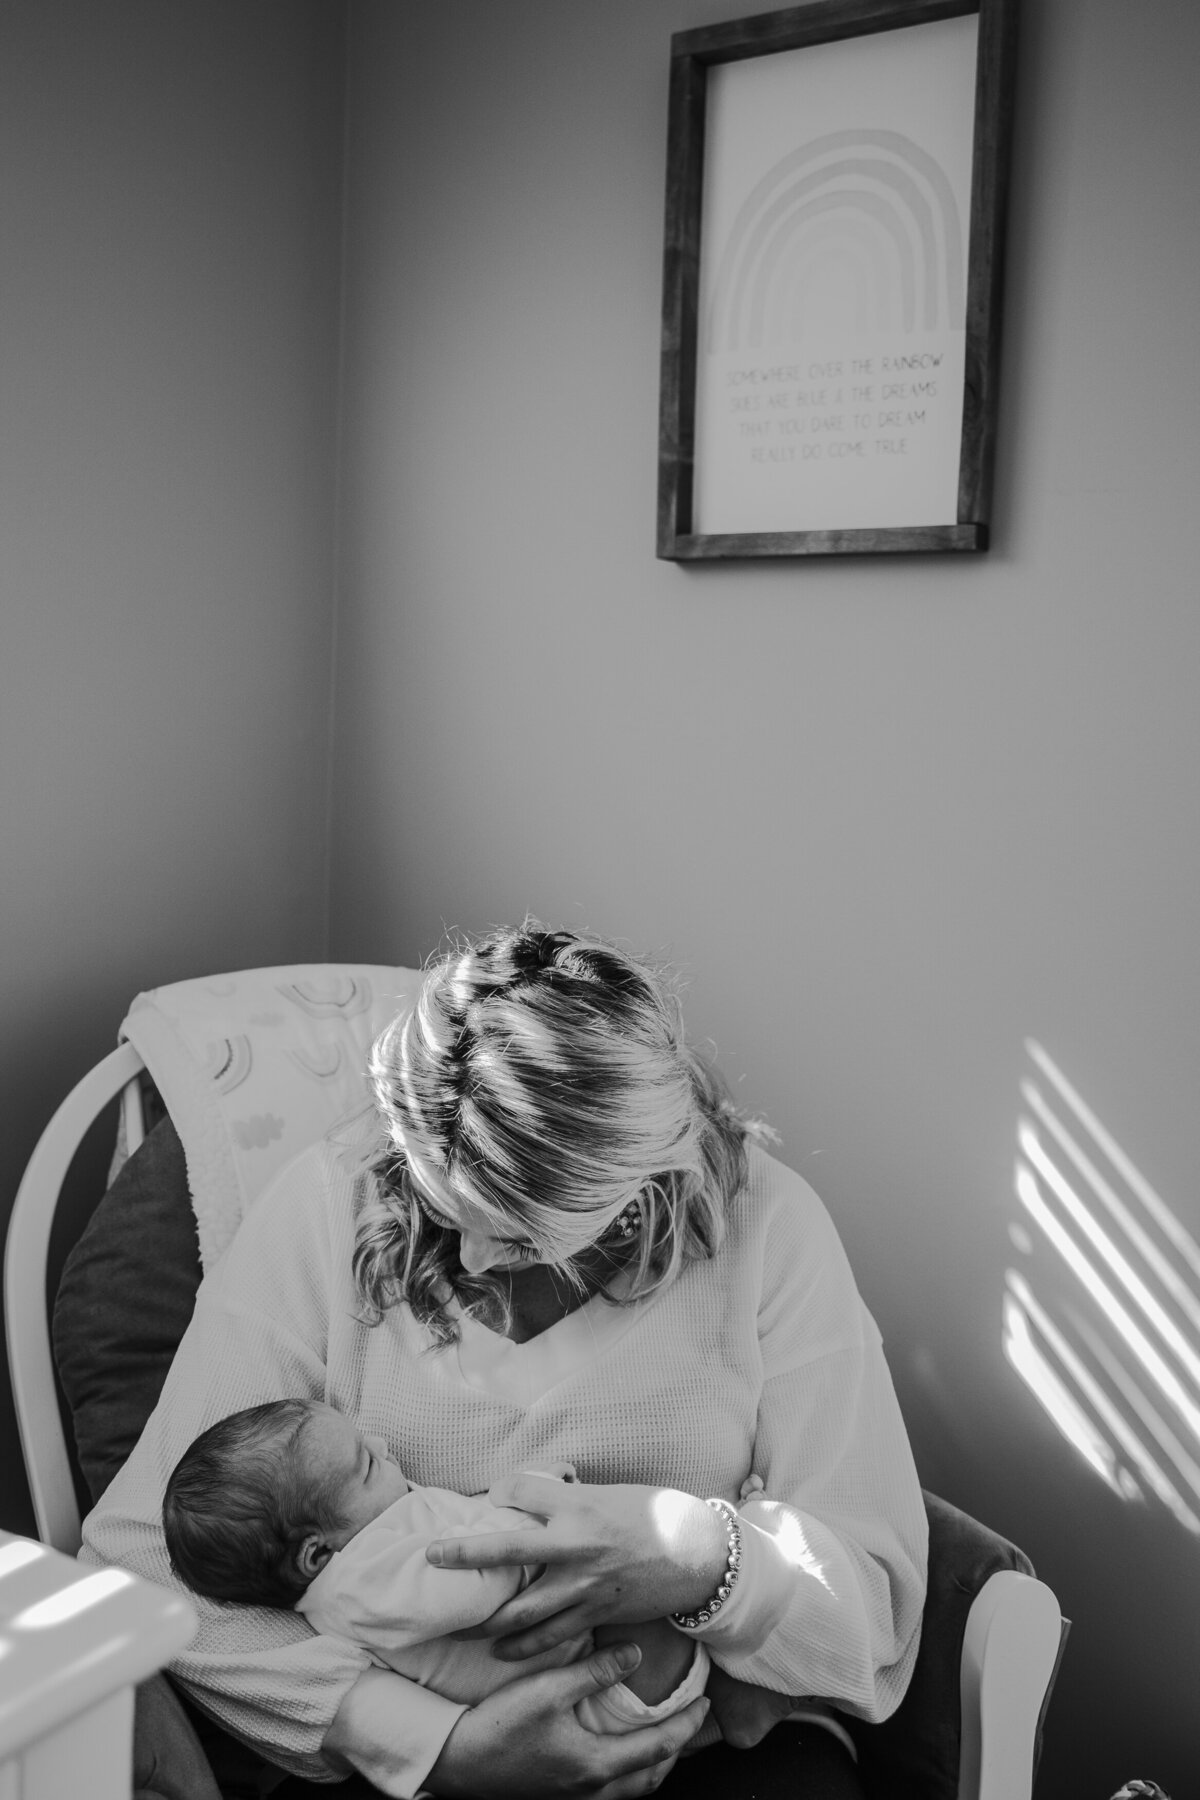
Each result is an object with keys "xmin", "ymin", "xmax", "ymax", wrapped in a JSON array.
[
  {"xmin": 79, "ymin": 1143, "xmax": 466, "ymax": 1794},
  {"xmin": 675, "ymin": 1172, "xmax": 928, "ymax": 1723}
]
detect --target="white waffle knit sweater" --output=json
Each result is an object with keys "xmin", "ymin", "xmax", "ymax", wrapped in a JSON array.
[{"xmin": 80, "ymin": 1139, "xmax": 927, "ymax": 1797}]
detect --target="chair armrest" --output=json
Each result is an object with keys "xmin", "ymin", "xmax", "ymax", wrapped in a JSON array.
[
  {"xmin": 847, "ymin": 1490, "xmax": 1056, "ymax": 1800},
  {"xmin": 958, "ymin": 1569, "xmax": 1068, "ymax": 1800}
]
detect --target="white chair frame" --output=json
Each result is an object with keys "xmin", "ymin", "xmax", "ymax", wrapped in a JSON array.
[
  {"xmin": 6, "ymin": 1043, "xmax": 147, "ymax": 1556},
  {"xmin": 4, "ymin": 1041, "xmax": 1068, "ymax": 1800},
  {"xmin": 3, "ymin": 1045, "xmax": 195, "ymax": 1800}
]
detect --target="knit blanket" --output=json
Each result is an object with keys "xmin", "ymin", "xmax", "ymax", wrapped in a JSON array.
[{"xmin": 119, "ymin": 963, "xmax": 422, "ymax": 1270}]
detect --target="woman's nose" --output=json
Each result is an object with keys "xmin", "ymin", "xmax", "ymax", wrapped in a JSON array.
[{"xmin": 458, "ymin": 1229, "xmax": 509, "ymax": 1273}]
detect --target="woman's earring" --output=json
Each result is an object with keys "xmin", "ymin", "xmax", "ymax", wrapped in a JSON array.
[{"xmin": 614, "ymin": 1200, "xmax": 642, "ymax": 1240}]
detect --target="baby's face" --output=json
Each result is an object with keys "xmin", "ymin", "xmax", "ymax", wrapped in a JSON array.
[{"xmin": 301, "ymin": 1404, "xmax": 410, "ymax": 1549}]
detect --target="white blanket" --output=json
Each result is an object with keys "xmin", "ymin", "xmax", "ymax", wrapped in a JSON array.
[{"xmin": 119, "ymin": 963, "xmax": 422, "ymax": 1269}]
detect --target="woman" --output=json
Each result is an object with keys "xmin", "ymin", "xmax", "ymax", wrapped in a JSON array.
[{"xmin": 81, "ymin": 922, "xmax": 927, "ymax": 1798}]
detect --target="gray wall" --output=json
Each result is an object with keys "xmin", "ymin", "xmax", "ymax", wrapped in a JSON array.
[
  {"xmin": 328, "ymin": 3, "xmax": 1200, "ymax": 1794},
  {"xmin": 0, "ymin": 2, "xmax": 344, "ymax": 1530}
]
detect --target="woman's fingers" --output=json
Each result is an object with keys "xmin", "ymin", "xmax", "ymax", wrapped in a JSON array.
[
  {"xmin": 426, "ymin": 1650, "xmax": 695, "ymax": 1796},
  {"xmin": 567, "ymin": 1648, "xmax": 710, "ymax": 1747},
  {"xmin": 596, "ymin": 1751, "xmax": 680, "ymax": 1798},
  {"xmin": 586, "ymin": 1687, "xmax": 710, "ymax": 1794},
  {"xmin": 489, "ymin": 1598, "xmax": 595, "ymax": 1660},
  {"xmin": 522, "ymin": 1460, "xmax": 578, "ymax": 1484},
  {"xmin": 426, "ymin": 1474, "xmax": 589, "ymax": 1567},
  {"xmin": 459, "ymin": 1567, "xmax": 591, "ymax": 1642},
  {"xmin": 429, "ymin": 1652, "xmax": 709, "ymax": 1796},
  {"xmin": 425, "ymin": 1524, "xmax": 549, "ymax": 1570},
  {"xmin": 487, "ymin": 1468, "xmax": 578, "ymax": 1514},
  {"xmin": 560, "ymin": 1638, "xmax": 641, "ymax": 1697}
]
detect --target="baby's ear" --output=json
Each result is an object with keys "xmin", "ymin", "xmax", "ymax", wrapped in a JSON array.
[{"xmin": 295, "ymin": 1531, "xmax": 336, "ymax": 1582}]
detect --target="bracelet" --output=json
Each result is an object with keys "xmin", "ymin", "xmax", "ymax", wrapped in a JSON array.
[{"xmin": 670, "ymin": 1497, "xmax": 742, "ymax": 1629}]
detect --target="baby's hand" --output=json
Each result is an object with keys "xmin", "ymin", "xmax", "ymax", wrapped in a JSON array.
[
  {"xmin": 738, "ymin": 1473, "xmax": 765, "ymax": 1503},
  {"xmin": 705, "ymin": 1663, "xmax": 801, "ymax": 1749},
  {"xmin": 522, "ymin": 1462, "xmax": 577, "ymax": 1483}
]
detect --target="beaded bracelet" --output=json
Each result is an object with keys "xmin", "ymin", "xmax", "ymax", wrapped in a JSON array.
[{"xmin": 670, "ymin": 1497, "xmax": 742, "ymax": 1630}]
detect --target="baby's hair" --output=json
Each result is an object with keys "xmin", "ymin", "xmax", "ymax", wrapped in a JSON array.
[{"xmin": 163, "ymin": 1399, "xmax": 346, "ymax": 1608}]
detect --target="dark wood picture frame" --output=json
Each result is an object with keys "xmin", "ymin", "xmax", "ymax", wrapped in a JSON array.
[{"xmin": 657, "ymin": 0, "xmax": 1018, "ymax": 559}]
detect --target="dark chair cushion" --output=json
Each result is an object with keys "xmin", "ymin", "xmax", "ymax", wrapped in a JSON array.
[
  {"xmin": 53, "ymin": 1115, "xmax": 202, "ymax": 1506},
  {"xmin": 847, "ymin": 1490, "xmax": 1036, "ymax": 1800}
]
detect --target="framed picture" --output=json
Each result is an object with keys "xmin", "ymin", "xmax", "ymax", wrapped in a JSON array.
[{"xmin": 657, "ymin": 0, "xmax": 1018, "ymax": 559}]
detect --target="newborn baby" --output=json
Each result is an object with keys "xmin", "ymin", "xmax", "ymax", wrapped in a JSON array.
[{"xmin": 163, "ymin": 1397, "xmax": 707, "ymax": 1733}]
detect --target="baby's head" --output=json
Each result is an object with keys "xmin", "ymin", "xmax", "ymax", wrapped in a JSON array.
[{"xmin": 163, "ymin": 1398, "xmax": 409, "ymax": 1607}]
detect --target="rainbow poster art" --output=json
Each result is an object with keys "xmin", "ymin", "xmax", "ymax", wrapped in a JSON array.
[
  {"xmin": 657, "ymin": 0, "xmax": 1017, "ymax": 558},
  {"xmin": 693, "ymin": 14, "xmax": 977, "ymax": 535}
]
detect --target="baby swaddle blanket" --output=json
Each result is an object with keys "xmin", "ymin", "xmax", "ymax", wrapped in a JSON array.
[{"xmin": 119, "ymin": 963, "xmax": 422, "ymax": 1270}]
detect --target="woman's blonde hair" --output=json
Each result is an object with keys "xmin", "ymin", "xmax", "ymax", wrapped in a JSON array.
[{"xmin": 348, "ymin": 920, "xmax": 770, "ymax": 1345}]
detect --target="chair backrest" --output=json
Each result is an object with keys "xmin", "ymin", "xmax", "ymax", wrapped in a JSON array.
[
  {"xmin": 4, "ymin": 1042, "xmax": 147, "ymax": 1553},
  {"xmin": 7, "ymin": 960, "xmax": 414, "ymax": 1549}
]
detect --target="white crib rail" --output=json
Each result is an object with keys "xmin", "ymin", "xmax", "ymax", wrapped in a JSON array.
[{"xmin": 0, "ymin": 1530, "xmax": 195, "ymax": 1800}]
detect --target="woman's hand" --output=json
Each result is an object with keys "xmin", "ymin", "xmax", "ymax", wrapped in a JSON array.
[
  {"xmin": 425, "ymin": 1474, "xmax": 729, "ymax": 1660},
  {"xmin": 425, "ymin": 1643, "xmax": 710, "ymax": 1797}
]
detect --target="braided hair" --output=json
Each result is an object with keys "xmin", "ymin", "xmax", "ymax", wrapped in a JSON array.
[{"xmin": 350, "ymin": 920, "xmax": 768, "ymax": 1346}]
